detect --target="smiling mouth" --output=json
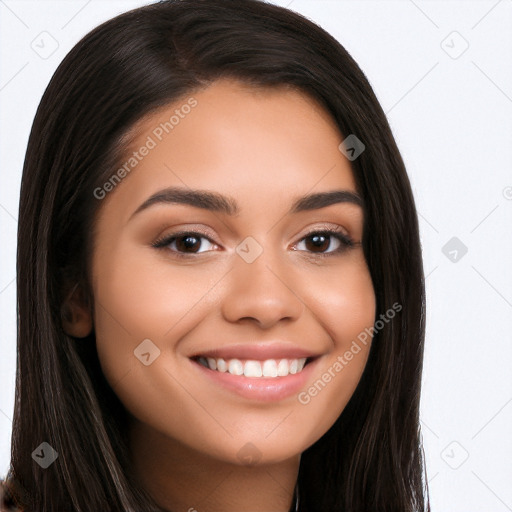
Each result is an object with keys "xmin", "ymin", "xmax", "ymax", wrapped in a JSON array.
[{"xmin": 191, "ymin": 356, "xmax": 316, "ymax": 378}]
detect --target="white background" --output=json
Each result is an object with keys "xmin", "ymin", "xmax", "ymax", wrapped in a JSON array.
[{"xmin": 1, "ymin": 1, "xmax": 511, "ymax": 510}]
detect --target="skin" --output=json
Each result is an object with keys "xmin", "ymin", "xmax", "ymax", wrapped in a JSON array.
[{"xmin": 63, "ymin": 78, "xmax": 376, "ymax": 512}]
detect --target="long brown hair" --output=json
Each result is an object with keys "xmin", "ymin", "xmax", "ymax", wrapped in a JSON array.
[{"xmin": 6, "ymin": 1, "xmax": 429, "ymax": 510}]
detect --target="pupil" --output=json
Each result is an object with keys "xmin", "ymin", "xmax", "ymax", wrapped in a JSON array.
[
  {"xmin": 308, "ymin": 234, "xmax": 328, "ymax": 252},
  {"xmin": 178, "ymin": 235, "xmax": 200, "ymax": 252}
]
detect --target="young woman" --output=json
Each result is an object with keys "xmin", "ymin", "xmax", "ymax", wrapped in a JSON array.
[{"xmin": 1, "ymin": 0, "xmax": 429, "ymax": 510}]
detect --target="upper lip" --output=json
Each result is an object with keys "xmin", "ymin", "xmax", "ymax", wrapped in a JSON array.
[{"xmin": 189, "ymin": 342, "xmax": 322, "ymax": 361}]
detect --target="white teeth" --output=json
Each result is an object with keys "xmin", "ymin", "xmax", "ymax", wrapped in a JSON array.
[
  {"xmin": 198, "ymin": 356, "xmax": 308, "ymax": 377},
  {"xmin": 216, "ymin": 358, "xmax": 227, "ymax": 372},
  {"xmin": 244, "ymin": 360, "xmax": 262, "ymax": 377},
  {"xmin": 277, "ymin": 359, "xmax": 289, "ymax": 376},
  {"xmin": 228, "ymin": 359, "xmax": 244, "ymax": 376},
  {"xmin": 262, "ymin": 359, "xmax": 278, "ymax": 377}
]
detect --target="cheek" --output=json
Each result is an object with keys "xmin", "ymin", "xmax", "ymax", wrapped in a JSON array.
[
  {"xmin": 95, "ymin": 244, "xmax": 218, "ymax": 329},
  {"xmin": 91, "ymin": 247, "xmax": 217, "ymax": 384},
  {"xmin": 91, "ymin": 248, "xmax": 223, "ymax": 438},
  {"xmin": 306, "ymin": 255, "xmax": 376, "ymax": 345},
  {"xmin": 291, "ymin": 257, "xmax": 375, "ymax": 437}
]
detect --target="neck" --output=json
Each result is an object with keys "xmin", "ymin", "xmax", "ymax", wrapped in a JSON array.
[{"xmin": 127, "ymin": 419, "xmax": 300, "ymax": 512}]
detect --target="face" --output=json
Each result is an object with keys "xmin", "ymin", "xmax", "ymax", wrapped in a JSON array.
[{"xmin": 81, "ymin": 78, "xmax": 375, "ymax": 466}]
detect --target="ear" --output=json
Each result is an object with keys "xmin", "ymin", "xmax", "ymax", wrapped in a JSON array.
[{"xmin": 61, "ymin": 282, "xmax": 93, "ymax": 338}]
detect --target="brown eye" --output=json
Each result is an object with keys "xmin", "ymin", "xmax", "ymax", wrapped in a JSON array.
[
  {"xmin": 294, "ymin": 228, "xmax": 354, "ymax": 257},
  {"xmin": 175, "ymin": 234, "xmax": 202, "ymax": 253},
  {"xmin": 304, "ymin": 233, "xmax": 332, "ymax": 253},
  {"xmin": 152, "ymin": 231, "xmax": 217, "ymax": 256}
]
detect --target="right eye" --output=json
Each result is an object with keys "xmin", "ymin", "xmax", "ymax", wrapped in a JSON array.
[{"xmin": 151, "ymin": 231, "xmax": 218, "ymax": 258}]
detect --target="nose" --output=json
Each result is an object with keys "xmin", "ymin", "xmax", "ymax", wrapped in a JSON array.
[{"xmin": 220, "ymin": 248, "xmax": 304, "ymax": 329}]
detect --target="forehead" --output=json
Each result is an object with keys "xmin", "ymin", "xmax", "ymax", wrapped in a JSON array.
[{"xmin": 98, "ymin": 78, "xmax": 358, "ymax": 222}]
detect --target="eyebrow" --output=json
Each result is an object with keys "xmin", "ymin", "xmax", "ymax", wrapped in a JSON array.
[{"xmin": 129, "ymin": 186, "xmax": 363, "ymax": 220}]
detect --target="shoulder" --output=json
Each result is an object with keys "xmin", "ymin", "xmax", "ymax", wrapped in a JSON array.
[{"xmin": 0, "ymin": 479, "xmax": 24, "ymax": 512}]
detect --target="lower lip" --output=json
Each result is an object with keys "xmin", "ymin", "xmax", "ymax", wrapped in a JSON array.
[{"xmin": 189, "ymin": 357, "xmax": 320, "ymax": 402}]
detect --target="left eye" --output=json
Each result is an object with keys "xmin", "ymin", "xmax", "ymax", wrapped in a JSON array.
[{"xmin": 293, "ymin": 229, "xmax": 353, "ymax": 255}]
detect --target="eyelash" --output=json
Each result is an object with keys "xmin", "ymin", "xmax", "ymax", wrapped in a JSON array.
[{"xmin": 151, "ymin": 226, "xmax": 357, "ymax": 259}]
